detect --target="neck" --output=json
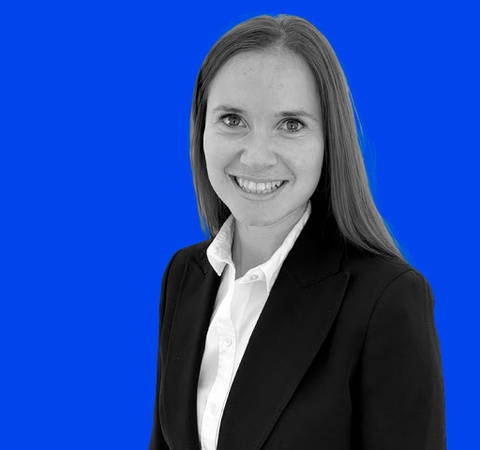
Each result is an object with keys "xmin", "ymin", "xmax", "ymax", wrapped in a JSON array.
[{"xmin": 232, "ymin": 205, "xmax": 307, "ymax": 279}]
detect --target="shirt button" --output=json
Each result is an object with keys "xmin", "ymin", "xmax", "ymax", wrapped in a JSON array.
[
  {"xmin": 250, "ymin": 274, "xmax": 258, "ymax": 281},
  {"xmin": 225, "ymin": 337, "xmax": 233, "ymax": 347}
]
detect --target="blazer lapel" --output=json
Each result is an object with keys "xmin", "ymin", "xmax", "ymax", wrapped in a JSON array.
[
  {"xmin": 217, "ymin": 211, "xmax": 350, "ymax": 450},
  {"xmin": 162, "ymin": 253, "xmax": 220, "ymax": 450}
]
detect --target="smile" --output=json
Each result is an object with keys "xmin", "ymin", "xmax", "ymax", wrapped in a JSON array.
[{"xmin": 234, "ymin": 176, "xmax": 286, "ymax": 195}]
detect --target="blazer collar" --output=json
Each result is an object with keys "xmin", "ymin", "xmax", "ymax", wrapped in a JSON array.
[{"xmin": 163, "ymin": 207, "xmax": 349, "ymax": 450}]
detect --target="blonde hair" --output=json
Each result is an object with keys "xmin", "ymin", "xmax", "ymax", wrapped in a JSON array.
[{"xmin": 190, "ymin": 14, "xmax": 403, "ymax": 260}]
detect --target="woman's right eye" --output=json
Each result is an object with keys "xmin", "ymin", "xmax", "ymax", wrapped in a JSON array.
[{"xmin": 220, "ymin": 114, "xmax": 244, "ymax": 128}]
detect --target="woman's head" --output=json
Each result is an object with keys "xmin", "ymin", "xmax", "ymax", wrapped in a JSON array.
[
  {"xmin": 190, "ymin": 14, "xmax": 402, "ymax": 259},
  {"xmin": 203, "ymin": 48, "xmax": 324, "ymax": 231}
]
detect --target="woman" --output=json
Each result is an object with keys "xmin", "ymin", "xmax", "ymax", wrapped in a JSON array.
[{"xmin": 149, "ymin": 14, "xmax": 446, "ymax": 450}]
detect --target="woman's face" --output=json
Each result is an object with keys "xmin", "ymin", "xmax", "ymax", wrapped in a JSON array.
[{"xmin": 203, "ymin": 49, "xmax": 324, "ymax": 228}]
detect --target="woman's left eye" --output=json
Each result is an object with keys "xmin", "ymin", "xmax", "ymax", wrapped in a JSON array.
[{"xmin": 281, "ymin": 119, "xmax": 305, "ymax": 132}]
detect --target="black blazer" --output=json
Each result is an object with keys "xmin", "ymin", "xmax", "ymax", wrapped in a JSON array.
[{"xmin": 149, "ymin": 211, "xmax": 446, "ymax": 449}]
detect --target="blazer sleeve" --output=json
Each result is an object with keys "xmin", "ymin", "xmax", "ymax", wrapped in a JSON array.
[
  {"xmin": 149, "ymin": 252, "xmax": 180, "ymax": 450},
  {"xmin": 355, "ymin": 270, "xmax": 446, "ymax": 450}
]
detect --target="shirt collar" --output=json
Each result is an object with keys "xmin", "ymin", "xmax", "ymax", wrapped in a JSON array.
[
  {"xmin": 206, "ymin": 214, "xmax": 235, "ymax": 276},
  {"xmin": 207, "ymin": 202, "xmax": 312, "ymax": 292}
]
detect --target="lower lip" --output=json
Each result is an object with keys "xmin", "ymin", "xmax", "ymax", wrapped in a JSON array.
[{"xmin": 230, "ymin": 176, "xmax": 287, "ymax": 200}]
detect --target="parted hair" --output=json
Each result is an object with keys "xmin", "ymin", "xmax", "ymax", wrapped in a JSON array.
[{"xmin": 190, "ymin": 14, "xmax": 403, "ymax": 260}]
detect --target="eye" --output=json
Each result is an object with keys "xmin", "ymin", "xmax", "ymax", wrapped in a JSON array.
[
  {"xmin": 220, "ymin": 114, "xmax": 245, "ymax": 128},
  {"xmin": 281, "ymin": 119, "xmax": 305, "ymax": 133}
]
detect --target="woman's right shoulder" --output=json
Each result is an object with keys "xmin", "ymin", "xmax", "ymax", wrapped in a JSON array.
[{"xmin": 164, "ymin": 237, "xmax": 214, "ymax": 274}]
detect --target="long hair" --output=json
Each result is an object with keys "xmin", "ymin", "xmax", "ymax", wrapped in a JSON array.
[{"xmin": 190, "ymin": 14, "xmax": 403, "ymax": 261}]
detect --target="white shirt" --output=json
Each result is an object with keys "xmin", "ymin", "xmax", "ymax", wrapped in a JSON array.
[{"xmin": 196, "ymin": 203, "xmax": 312, "ymax": 450}]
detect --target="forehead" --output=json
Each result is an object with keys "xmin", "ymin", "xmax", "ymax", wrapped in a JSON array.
[{"xmin": 207, "ymin": 49, "xmax": 321, "ymax": 114}]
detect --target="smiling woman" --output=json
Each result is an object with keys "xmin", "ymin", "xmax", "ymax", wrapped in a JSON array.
[
  {"xmin": 204, "ymin": 50, "xmax": 324, "ymax": 250},
  {"xmin": 149, "ymin": 14, "xmax": 446, "ymax": 450}
]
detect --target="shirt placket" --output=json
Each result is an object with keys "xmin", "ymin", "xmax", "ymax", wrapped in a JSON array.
[{"xmin": 200, "ymin": 265, "xmax": 237, "ymax": 450}]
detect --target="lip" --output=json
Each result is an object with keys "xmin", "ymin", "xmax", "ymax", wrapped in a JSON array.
[
  {"xmin": 232, "ymin": 175, "xmax": 287, "ymax": 183},
  {"xmin": 229, "ymin": 175, "xmax": 288, "ymax": 200}
]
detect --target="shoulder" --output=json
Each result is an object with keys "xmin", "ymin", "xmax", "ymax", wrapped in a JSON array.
[
  {"xmin": 343, "ymin": 250, "xmax": 445, "ymax": 448},
  {"xmin": 164, "ymin": 237, "xmax": 213, "ymax": 276},
  {"xmin": 338, "ymin": 245, "xmax": 441, "ymax": 384},
  {"xmin": 339, "ymin": 243, "xmax": 434, "ymax": 328},
  {"xmin": 159, "ymin": 237, "xmax": 213, "ymax": 315},
  {"xmin": 342, "ymin": 243, "xmax": 430, "ymax": 296}
]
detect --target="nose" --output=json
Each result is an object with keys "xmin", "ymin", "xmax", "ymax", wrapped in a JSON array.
[{"xmin": 239, "ymin": 132, "xmax": 277, "ymax": 170}]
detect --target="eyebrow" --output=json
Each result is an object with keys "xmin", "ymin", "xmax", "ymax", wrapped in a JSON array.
[
  {"xmin": 277, "ymin": 110, "xmax": 319, "ymax": 122},
  {"xmin": 211, "ymin": 105, "xmax": 320, "ymax": 122},
  {"xmin": 211, "ymin": 105, "xmax": 246, "ymax": 115}
]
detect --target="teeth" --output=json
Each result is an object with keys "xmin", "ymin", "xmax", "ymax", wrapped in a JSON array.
[{"xmin": 234, "ymin": 177, "xmax": 285, "ymax": 195}]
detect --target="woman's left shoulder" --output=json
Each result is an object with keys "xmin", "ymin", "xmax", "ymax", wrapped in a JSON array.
[
  {"xmin": 340, "ymin": 244, "xmax": 432, "ymax": 304},
  {"xmin": 342, "ymin": 247, "xmax": 446, "ymax": 449}
]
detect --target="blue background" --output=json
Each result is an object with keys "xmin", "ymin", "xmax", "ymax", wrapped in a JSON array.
[{"xmin": 1, "ymin": 0, "xmax": 479, "ymax": 448}]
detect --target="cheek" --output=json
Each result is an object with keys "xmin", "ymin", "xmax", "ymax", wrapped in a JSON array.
[
  {"xmin": 203, "ymin": 133, "xmax": 230, "ymax": 183},
  {"xmin": 288, "ymin": 143, "xmax": 324, "ymax": 179},
  {"xmin": 203, "ymin": 131, "xmax": 219, "ymax": 167}
]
